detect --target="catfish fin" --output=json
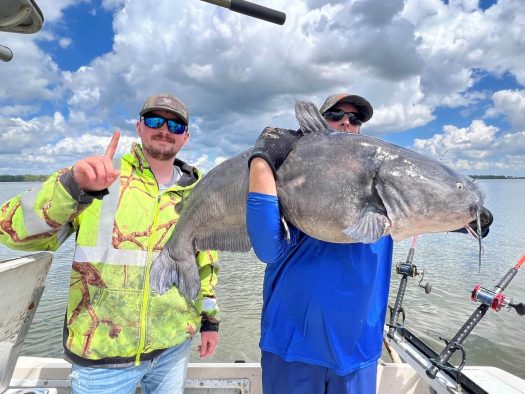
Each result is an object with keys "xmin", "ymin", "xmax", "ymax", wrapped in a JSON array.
[
  {"xmin": 150, "ymin": 248, "xmax": 200, "ymax": 300},
  {"xmin": 295, "ymin": 101, "xmax": 329, "ymax": 134},
  {"xmin": 343, "ymin": 212, "xmax": 391, "ymax": 243},
  {"xmin": 195, "ymin": 226, "xmax": 252, "ymax": 252}
]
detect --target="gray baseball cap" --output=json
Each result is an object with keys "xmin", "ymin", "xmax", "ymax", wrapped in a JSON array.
[
  {"xmin": 319, "ymin": 93, "xmax": 373, "ymax": 123},
  {"xmin": 140, "ymin": 94, "xmax": 189, "ymax": 125}
]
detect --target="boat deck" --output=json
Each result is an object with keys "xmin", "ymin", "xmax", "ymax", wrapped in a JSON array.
[{"xmin": 7, "ymin": 356, "xmax": 525, "ymax": 394}]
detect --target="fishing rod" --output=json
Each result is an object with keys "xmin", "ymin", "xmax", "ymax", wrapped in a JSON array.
[
  {"xmin": 200, "ymin": 0, "xmax": 286, "ymax": 25},
  {"xmin": 386, "ymin": 236, "xmax": 432, "ymax": 339},
  {"xmin": 426, "ymin": 254, "xmax": 525, "ymax": 379}
]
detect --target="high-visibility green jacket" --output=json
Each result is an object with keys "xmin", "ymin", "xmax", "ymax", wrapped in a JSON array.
[{"xmin": 0, "ymin": 143, "xmax": 219, "ymax": 366}]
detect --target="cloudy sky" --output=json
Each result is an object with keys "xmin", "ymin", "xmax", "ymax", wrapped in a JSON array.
[{"xmin": 0, "ymin": 0, "xmax": 524, "ymax": 176}]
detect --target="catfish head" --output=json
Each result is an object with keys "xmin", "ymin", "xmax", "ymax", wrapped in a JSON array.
[{"xmin": 374, "ymin": 147, "xmax": 488, "ymax": 241}]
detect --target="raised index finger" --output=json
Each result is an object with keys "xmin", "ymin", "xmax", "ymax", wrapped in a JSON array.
[{"xmin": 104, "ymin": 130, "xmax": 120, "ymax": 159}]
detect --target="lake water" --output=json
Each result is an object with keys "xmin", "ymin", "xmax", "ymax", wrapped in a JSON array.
[{"xmin": 0, "ymin": 180, "xmax": 524, "ymax": 379}]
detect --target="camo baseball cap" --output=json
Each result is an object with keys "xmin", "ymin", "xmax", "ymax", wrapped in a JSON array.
[
  {"xmin": 140, "ymin": 94, "xmax": 189, "ymax": 125},
  {"xmin": 319, "ymin": 93, "xmax": 373, "ymax": 123}
]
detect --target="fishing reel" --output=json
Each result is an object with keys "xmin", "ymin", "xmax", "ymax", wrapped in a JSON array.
[
  {"xmin": 395, "ymin": 262, "xmax": 432, "ymax": 294},
  {"xmin": 387, "ymin": 250, "xmax": 433, "ymax": 339},
  {"xmin": 471, "ymin": 285, "xmax": 525, "ymax": 315},
  {"xmin": 427, "ymin": 255, "xmax": 525, "ymax": 380}
]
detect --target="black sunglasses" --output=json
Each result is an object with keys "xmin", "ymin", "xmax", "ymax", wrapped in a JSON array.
[
  {"xmin": 141, "ymin": 114, "xmax": 187, "ymax": 134},
  {"xmin": 323, "ymin": 110, "xmax": 363, "ymax": 126}
]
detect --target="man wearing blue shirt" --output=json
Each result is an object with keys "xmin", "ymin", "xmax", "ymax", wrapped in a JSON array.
[{"xmin": 246, "ymin": 94, "xmax": 393, "ymax": 393}]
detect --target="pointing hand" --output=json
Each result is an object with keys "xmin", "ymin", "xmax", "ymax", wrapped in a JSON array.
[{"xmin": 72, "ymin": 131, "xmax": 121, "ymax": 192}]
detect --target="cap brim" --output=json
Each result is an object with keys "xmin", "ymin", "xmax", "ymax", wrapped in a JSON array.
[{"xmin": 140, "ymin": 107, "xmax": 188, "ymax": 125}]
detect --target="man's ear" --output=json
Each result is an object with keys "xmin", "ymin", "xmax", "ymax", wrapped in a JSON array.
[
  {"xmin": 136, "ymin": 120, "xmax": 142, "ymax": 138},
  {"xmin": 182, "ymin": 131, "xmax": 190, "ymax": 146}
]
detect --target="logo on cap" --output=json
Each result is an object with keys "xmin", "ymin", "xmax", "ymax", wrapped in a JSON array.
[
  {"xmin": 141, "ymin": 93, "xmax": 189, "ymax": 124},
  {"xmin": 156, "ymin": 96, "xmax": 177, "ymax": 109}
]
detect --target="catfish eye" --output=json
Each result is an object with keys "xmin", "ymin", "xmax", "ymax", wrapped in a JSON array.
[{"xmin": 456, "ymin": 182, "xmax": 464, "ymax": 190}]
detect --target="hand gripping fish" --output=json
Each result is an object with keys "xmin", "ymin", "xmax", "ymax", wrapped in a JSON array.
[{"xmin": 150, "ymin": 101, "xmax": 492, "ymax": 300}]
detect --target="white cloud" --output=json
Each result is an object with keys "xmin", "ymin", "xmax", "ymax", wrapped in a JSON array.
[
  {"xmin": 486, "ymin": 90, "xmax": 525, "ymax": 129},
  {"xmin": 1, "ymin": 0, "xmax": 525, "ymax": 176},
  {"xmin": 58, "ymin": 37, "xmax": 72, "ymax": 48},
  {"xmin": 36, "ymin": 133, "xmax": 134, "ymax": 158},
  {"xmin": 0, "ymin": 115, "xmax": 67, "ymax": 154},
  {"xmin": 0, "ymin": 35, "xmax": 61, "ymax": 101},
  {"xmin": 0, "ymin": 104, "xmax": 41, "ymax": 117},
  {"xmin": 414, "ymin": 120, "xmax": 498, "ymax": 158},
  {"xmin": 413, "ymin": 120, "xmax": 525, "ymax": 174},
  {"xmin": 33, "ymin": 0, "xmax": 80, "ymax": 23},
  {"xmin": 403, "ymin": 0, "xmax": 525, "ymax": 105},
  {"xmin": 371, "ymin": 103, "xmax": 434, "ymax": 134}
]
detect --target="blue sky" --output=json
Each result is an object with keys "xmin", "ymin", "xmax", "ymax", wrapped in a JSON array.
[
  {"xmin": 0, "ymin": 0, "xmax": 524, "ymax": 176},
  {"xmin": 39, "ymin": 1, "xmax": 114, "ymax": 72}
]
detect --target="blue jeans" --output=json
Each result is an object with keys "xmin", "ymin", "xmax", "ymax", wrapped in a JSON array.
[
  {"xmin": 70, "ymin": 340, "xmax": 191, "ymax": 394},
  {"xmin": 261, "ymin": 351, "xmax": 377, "ymax": 394}
]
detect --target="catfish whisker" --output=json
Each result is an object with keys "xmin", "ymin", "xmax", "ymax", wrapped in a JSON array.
[
  {"xmin": 465, "ymin": 225, "xmax": 479, "ymax": 239},
  {"xmin": 476, "ymin": 208, "xmax": 483, "ymax": 272},
  {"xmin": 465, "ymin": 222, "xmax": 485, "ymax": 272}
]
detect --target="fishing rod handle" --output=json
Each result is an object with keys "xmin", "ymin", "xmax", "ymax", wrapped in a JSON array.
[
  {"xmin": 230, "ymin": 0, "xmax": 286, "ymax": 25},
  {"xmin": 427, "ymin": 303, "xmax": 489, "ymax": 379},
  {"xmin": 202, "ymin": 0, "xmax": 286, "ymax": 24},
  {"xmin": 387, "ymin": 275, "xmax": 408, "ymax": 339}
]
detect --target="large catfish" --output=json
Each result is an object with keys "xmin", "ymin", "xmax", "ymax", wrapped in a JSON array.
[{"xmin": 150, "ymin": 101, "xmax": 491, "ymax": 300}]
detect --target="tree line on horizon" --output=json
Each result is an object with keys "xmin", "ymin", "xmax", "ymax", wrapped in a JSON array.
[
  {"xmin": 0, "ymin": 174, "xmax": 49, "ymax": 182},
  {"xmin": 469, "ymin": 175, "xmax": 525, "ymax": 179},
  {"xmin": 0, "ymin": 174, "xmax": 523, "ymax": 182}
]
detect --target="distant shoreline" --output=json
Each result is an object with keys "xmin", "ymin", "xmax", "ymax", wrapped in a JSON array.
[
  {"xmin": 0, "ymin": 175, "xmax": 523, "ymax": 182},
  {"xmin": 0, "ymin": 175, "xmax": 49, "ymax": 182},
  {"xmin": 469, "ymin": 175, "xmax": 525, "ymax": 179}
]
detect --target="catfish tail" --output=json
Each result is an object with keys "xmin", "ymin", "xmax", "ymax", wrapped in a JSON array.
[{"xmin": 295, "ymin": 101, "xmax": 329, "ymax": 134}]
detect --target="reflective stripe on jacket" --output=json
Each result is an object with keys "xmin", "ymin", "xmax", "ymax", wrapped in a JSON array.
[{"xmin": 0, "ymin": 143, "xmax": 219, "ymax": 365}]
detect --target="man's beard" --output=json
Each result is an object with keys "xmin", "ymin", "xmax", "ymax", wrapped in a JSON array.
[{"xmin": 142, "ymin": 141, "xmax": 178, "ymax": 161}]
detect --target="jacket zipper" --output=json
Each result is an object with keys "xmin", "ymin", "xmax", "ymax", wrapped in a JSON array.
[{"xmin": 135, "ymin": 193, "xmax": 161, "ymax": 365}]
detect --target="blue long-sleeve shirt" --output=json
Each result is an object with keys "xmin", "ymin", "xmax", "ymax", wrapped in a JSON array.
[{"xmin": 246, "ymin": 192, "xmax": 393, "ymax": 375}]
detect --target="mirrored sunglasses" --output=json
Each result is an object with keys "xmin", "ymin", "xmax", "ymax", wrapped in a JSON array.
[
  {"xmin": 142, "ymin": 114, "xmax": 187, "ymax": 134},
  {"xmin": 323, "ymin": 110, "xmax": 363, "ymax": 126}
]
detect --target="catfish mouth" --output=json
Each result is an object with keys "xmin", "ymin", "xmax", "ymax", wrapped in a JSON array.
[{"xmin": 464, "ymin": 206, "xmax": 493, "ymax": 239}]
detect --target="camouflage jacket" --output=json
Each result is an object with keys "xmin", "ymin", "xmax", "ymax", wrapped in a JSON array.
[{"xmin": 0, "ymin": 143, "xmax": 219, "ymax": 366}]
